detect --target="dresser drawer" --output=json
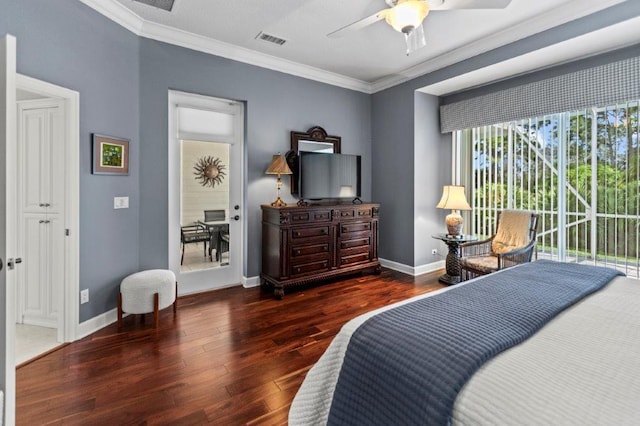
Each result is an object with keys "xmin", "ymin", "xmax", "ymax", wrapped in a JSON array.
[
  {"xmin": 292, "ymin": 226, "xmax": 330, "ymax": 239},
  {"xmin": 356, "ymin": 208, "xmax": 372, "ymax": 218},
  {"xmin": 336, "ymin": 209, "xmax": 355, "ymax": 219},
  {"xmin": 291, "ymin": 260, "xmax": 329, "ymax": 276},
  {"xmin": 291, "ymin": 210, "xmax": 331, "ymax": 223},
  {"xmin": 340, "ymin": 237, "xmax": 370, "ymax": 250},
  {"xmin": 340, "ymin": 251, "xmax": 370, "ymax": 266},
  {"xmin": 341, "ymin": 222, "xmax": 371, "ymax": 234},
  {"xmin": 291, "ymin": 243, "xmax": 330, "ymax": 257}
]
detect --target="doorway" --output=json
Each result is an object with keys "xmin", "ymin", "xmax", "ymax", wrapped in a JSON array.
[
  {"xmin": 168, "ymin": 91, "xmax": 244, "ymax": 294},
  {"xmin": 14, "ymin": 75, "xmax": 79, "ymax": 364}
]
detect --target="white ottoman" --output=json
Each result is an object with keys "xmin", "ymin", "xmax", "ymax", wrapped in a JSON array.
[{"xmin": 117, "ymin": 269, "xmax": 177, "ymax": 328}]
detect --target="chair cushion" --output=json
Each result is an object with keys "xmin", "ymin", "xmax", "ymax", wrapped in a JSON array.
[
  {"xmin": 492, "ymin": 210, "xmax": 532, "ymax": 254},
  {"xmin": 460, "ymin": 256, "xmax": 499, "ymax": 274}
]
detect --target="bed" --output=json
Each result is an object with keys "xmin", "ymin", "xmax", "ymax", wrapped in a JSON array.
[{"xmin": 289, "ymin": 260, "xmax": 640, "ymax": 425}]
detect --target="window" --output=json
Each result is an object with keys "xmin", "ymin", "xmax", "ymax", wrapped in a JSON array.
[{"xmin": 461, "ymin": 100, "xmax": 640, "ymax": 277}]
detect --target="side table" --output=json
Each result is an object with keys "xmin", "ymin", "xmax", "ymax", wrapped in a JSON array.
[{"xmin": 432, "ymin": 233, "xmax": 478, "ymax": 285}]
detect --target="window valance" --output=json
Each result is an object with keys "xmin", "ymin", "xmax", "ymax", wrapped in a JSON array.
[{"xmin": 440, "ymin": 55, "xmax": 640, "ymax": 133}]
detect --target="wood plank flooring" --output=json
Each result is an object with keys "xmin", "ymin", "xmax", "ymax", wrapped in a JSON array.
[{"xmin": 16, "ymin": 268, "xmax": 445, "ymax": 425}]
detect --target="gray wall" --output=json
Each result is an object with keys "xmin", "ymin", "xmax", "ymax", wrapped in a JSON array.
[
  {"xmin": 414, "ymin": 92, "xmax": 450, "ymax": 266},
  {"xmin": 3, "ymin": 0, "xmax": 370, "ymax": 320},
  {"xmin": 3, "ymin": 0, "xmax": 140, "ymax": 321},
  {"xmin": 371, "ymin": 84, "xmax": 416, "ymax": 266},
  {"xmin": 137, "ymin": 39, "xmax": 372, "ymax": 277}
]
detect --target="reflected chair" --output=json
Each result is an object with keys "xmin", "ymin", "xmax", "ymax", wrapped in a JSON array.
[
  {"xmin": 202, "ymin": 210, "xmax": 227, "ymax": 262},
  {"xmin": 459, "ymin": 210, "xmax": 538, "ymax": 281},
  {"xmin": 180, "ymin": 224, "xmax": 210, "ymax": 265},
  {"xmin": 204, "ymin": 209, "xmax": 225, "ymax": 222},
  {"xmin": 215, "ymin": 230, "xmax": 230, "ymax": 263}
]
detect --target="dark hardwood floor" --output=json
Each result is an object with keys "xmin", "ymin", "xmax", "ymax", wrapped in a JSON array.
[{"xmin": 16, "ymin": 268, "xmax": 445, "ymax": 425}]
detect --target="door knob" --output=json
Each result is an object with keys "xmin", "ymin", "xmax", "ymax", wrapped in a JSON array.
[
  {"xmin": 233, "ymin": 215, "xmax": 240, "ymax": 221},
  {"xmin": 7, "ymin": 258, "xmax": 21, "ymax": 270},
  {"xmin": 234, "ymin": 205, "xmax": 240, "ymax": 210}
]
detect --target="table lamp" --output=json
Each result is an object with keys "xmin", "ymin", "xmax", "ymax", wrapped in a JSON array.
[
  {"xmin": 265, "ymin": 153, "xmax": 293, "ymax": 207},
  {"xmin": 436, "ymin": 185, "xmax": 471, "ymax": 237}
]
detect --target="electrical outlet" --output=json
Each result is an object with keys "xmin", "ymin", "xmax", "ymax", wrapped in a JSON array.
[
  {"xmin": 431, "ymin": 248, "xmax": 438, "ymax": 255},
  {"xmin": 80, "ymin": 289, "xmax": 89, "ymax": 304}
]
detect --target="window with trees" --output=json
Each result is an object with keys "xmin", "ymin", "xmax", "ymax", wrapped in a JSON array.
[{"xmin": 460, "ymin": 100, "xmax": 640, "ymax": 277}]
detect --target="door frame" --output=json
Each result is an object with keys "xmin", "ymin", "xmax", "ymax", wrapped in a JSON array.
[
  {"xmin": 1, "ymin": 33, "xmax": 17, "ymax": 426},
  {"xmin": 15, "ymin": 74, "xmax": 80, "ymax": 343},
  {"xmin": 167, "ymin": 90, "xmax": 245, "ymax": 294}
]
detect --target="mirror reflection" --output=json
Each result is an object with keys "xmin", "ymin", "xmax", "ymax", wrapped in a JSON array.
[
  {"xmin": 180, "ymin": 140, "xmax": 230, "ymax": 272},
  {"xmin": 298, "ymin": 140, "xmax": 334, "ymax": 153}
]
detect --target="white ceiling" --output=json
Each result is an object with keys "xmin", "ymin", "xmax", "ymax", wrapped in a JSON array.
[{"xmin": 81, "ymin": 0, "xmax": 632, "ymax": 93}]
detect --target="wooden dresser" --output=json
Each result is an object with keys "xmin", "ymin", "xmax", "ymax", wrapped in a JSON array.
[{"xmin": 261, "ymin": 203, "xmax": 380, "ymax": 298}]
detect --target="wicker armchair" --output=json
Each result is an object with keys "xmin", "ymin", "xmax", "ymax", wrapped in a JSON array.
[{"xmin": 459, "ymin": 210, "xmax": 538, "ymax": 281}]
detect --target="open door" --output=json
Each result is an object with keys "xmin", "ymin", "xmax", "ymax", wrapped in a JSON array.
[{"xmin": 0, "ymin": 34, "xmax": 17, "ymax": 425}]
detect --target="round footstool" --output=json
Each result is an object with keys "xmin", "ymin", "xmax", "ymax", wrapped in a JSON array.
[{"xmin": 117, "ymin": 269, "xmax": 177, "ymax": 328}]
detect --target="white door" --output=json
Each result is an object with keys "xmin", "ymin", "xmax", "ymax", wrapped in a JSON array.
[
  {"xmin": 16, "ymin": 100, "xmax": 65, "ymax": 328},
  {"xmin": 0, "ymin": 34, "xmax": 18, "ymax": 426},
  {"xmin": 168, "ymin": 91, "xmax": 244, "ymax": 294}
]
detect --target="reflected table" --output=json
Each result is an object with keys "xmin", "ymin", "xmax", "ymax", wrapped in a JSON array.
[
  {"xmin": 198, "ymin": 220, "xmax": 229, "ymax": 262},
  {"xmin": 432, "ymin": 233, "xmax": 478, "ymax": 285}
]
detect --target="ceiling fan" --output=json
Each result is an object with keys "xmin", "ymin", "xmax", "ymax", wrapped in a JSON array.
[{"xmin": 328, "ymin": 0, "xmax": 513, "ymax": 55}]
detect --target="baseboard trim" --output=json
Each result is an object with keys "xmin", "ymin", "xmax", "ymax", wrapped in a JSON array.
[
  {"xmin": 414, "ymin": 260, "xmax": 446, "ymax": 276},
  {"xmin": 76, "ymin": 308, "xmax": 118, "ymax": 340},
  {"xmin": 75, "ymin": 278, "xmax": 262, "ymax": 340},
  {"xmin": 243, "ymin": 275, "xmax": 261, "ymax": 288},
  {"xmin": 379, "ymin": 258, "xmax": 445, "ymax": 277}
]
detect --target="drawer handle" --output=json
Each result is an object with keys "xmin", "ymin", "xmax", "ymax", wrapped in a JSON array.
[{"xmin": 295, "ymin": 250, "xmax": 301, "ymax": 255}]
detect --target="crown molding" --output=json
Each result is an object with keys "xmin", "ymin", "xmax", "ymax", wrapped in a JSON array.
[
  {"xmin": 370, "ymin": 0, "xmax": 628, "ymax": 93},
  {"xmin": 77, "ymin": 0, "xmax": 372, "ymax": 93},
  {"xmin": 78, "ymin": 0, "xmax": 627, "ymax": 95},
  {"xmin": 140, "ymin": 20, "xmax": 372, "ymax": 93},
  {"xmin": 78, "ymin": 0, "xmax": 144, "ymax": 34}
]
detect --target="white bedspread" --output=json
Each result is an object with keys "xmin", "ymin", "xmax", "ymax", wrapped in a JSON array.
[{"xmin": 289, "ymin": 275, "xmax": 640, "ymax": 425}]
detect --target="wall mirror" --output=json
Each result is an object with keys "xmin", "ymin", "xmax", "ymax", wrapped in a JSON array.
[{"xmin": 286, "ymin": 126, "xmax": 341, "ymax": 195}]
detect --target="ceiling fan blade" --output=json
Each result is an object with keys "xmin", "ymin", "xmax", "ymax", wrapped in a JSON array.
[
  {"xmin": 429, "ymin": 0, "xmax": 512, "ymax": 10},
  {"xmin": 327, "ymin": 9, "xmax": 388, "ymax": 38}
]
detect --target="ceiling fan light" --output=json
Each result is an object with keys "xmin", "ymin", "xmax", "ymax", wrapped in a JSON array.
[
  {"xmin": 385, "ymin": 1, "xmax": 429, "ymax": 33},
  {"xmin": 405, "ymin": 24, "xmax": 426, "ymax": 55}
]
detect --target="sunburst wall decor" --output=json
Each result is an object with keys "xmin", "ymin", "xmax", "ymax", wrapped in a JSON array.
[{"xmin": 194, "ymin": 156, "xmax": 226, "ymax": 188}]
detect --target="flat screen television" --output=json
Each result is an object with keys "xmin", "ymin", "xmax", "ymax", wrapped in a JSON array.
[{"xmin": 299, "ymin": 152, "xmax": 361, "ymax": 200}]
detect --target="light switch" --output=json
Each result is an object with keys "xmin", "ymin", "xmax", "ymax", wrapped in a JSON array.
[{"xmin": 114, "ymin": 196, "xmax": 129, "ymax": 209}]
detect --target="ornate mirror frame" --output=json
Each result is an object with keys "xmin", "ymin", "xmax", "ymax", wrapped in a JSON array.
[{"xmin": 286, "ymin": 126, "xmax": 341, "ymax": 195}]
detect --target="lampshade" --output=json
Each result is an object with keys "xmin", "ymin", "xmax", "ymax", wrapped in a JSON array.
[
  {"xmin": 265, "ymin": 154, "xmax": 292, "ymax": 175},
  {"xmin": 437, "ymin": 185, "xmax": 471, "ymax": 236},
  {"xmin": 437, "ymin": 185, "xmax": 471, "ymax": 211},
  {"xmin": 385, "ymin": 0, "xmax": 429, "ymax": 34}
]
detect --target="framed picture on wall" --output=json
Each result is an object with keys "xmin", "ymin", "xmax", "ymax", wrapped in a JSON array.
[{"xmin": 92, "ymin": 134, "xmax": 130, "ymax": 175}]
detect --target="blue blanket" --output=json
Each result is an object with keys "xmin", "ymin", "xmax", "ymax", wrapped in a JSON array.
[{"xmin": 327, "ymin": 260, "xmax": 623, "ymax": 425}]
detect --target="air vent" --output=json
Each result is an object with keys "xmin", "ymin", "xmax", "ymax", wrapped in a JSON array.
[
  {"xmin": 255, "ymin": 32, "xmax": 287, "ymax": 46},
  {"xmin": 132, "ymin": 0, "xmax": 175, "ymax": 12}
]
